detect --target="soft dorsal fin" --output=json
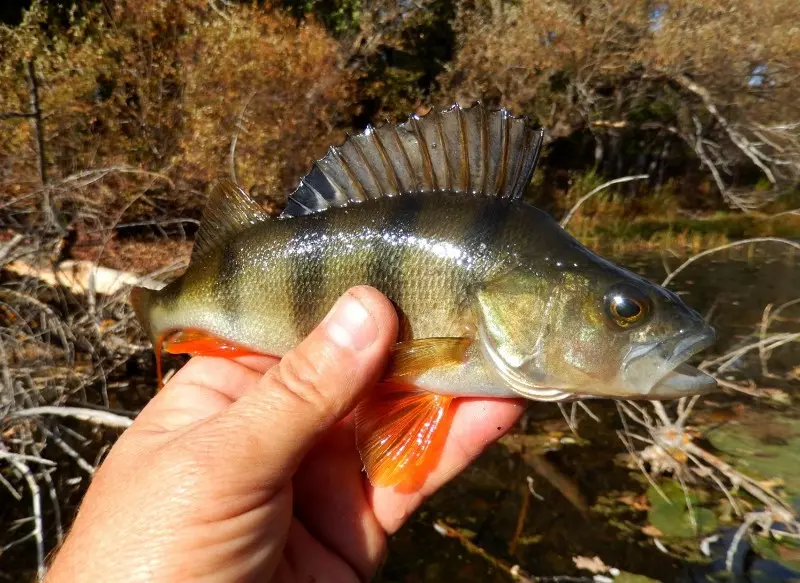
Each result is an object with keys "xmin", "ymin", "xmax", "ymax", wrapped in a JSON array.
[
  {"xmin": 192, "ymin": 179, "xmax": 269, "ymax": 261},
  {"xmin": 281, "ymin": 102, "xmax": 545, "ymax": 218}
]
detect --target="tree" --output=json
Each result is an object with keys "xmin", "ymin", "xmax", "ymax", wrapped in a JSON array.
[{"xmin": 443, "ymin": 0, "xmax": 800, "ymax": 207}]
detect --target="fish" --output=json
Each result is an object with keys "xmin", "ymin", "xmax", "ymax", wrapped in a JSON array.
[{"xmin": 130, "ymin": 102, "xmax": 716, "ymax": 487}]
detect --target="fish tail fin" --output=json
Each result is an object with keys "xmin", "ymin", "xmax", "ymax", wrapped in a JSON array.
[
  {"xmin": 154, "ymin": 334, "xmax": 165, "ymax": 390},
  {"xmin": 130, "ymin": 286, "xmax": 154, "ymax": 341},
  {"xmin": 130, "ymin": 285, "xmax": 166, "ymax": 390}
]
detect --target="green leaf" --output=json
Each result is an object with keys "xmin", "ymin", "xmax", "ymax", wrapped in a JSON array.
[
  {"xmin": 751, "ymin": 533, "xmax": 800, "ymax": 573},
  {"xmin": 705, "ymin": 415, "xmax": 800, "ymax": 496},
  {"xmin": 646, "ymin": 480, "xmax": 717, "ymax": 539}
]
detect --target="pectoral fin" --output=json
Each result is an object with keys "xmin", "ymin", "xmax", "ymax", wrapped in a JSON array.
[
  {"xmin": 387, "ymin": 336, "xmax": 471, "ymax": 379},
  {"xmin": 355, "ymin": 381, "xmax": 454, "ymax": 488}
]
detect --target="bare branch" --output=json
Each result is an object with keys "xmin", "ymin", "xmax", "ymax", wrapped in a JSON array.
[
  {"xmin": 6, "ymin": 457, "xmax": 45, "ymax": 581},
  {"xmin": 229, "ymin": 91, "xmax": 257, "ymax": 184},
  {"xmin": 560, "ymin": 175, "xmax": 649, "ymax": 228},
  {"xmin": 661, "ymin": 237, "xmax": 800, "ymax": 287},
  {"xmin": 4, "ymin": 259, "xmax": 166, "ymax": 296},
  {"xmin": 10, "ymin": 406, "xmax": 134, "ymax": 429},
  {"xmin": 673, "ymin": 74, "xmax": 779, "ymax": 186}
]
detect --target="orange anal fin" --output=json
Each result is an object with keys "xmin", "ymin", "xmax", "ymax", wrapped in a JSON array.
[
  {"xmin": 162, "ymin": 329, "xmax": 260, "ymax": 358},
  {"xmin": 387, "ymin": 336, "xmax": 472, "ymax": 380},
  {"xmin": 355, "ymin": 381, "xmax": 455, "ymax": 489},
  {"xmin": 156, "ymin": 329, "xmax": 262, "ymax": 390}
]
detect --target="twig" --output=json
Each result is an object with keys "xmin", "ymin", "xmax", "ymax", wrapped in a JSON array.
[
  {"xmin": 40, "ymin": 425, "xmax": 95, "ymax": 476},
  {"xmin": 433, "ymin": 520, "xmax": 536, "ymax": 582},
  {"xmin": 527, "ymin": 476, "xmax": 545, "ymax": 501},
  {"xmin": 10, "ymin": 406, "xmax": 134, "ymax": 429},
  {"xmin": 229, "ymin": 91, "xmax": 257, "ymax": 183},
  {"xmin": 557, "ymin": 403, "xmax": 579, "ymax": 435},
  {"xmin": 661, "ymin": 238, "xmax": 800, "ymax": 287},
  {"xmin": 702, "ymin": 332, "xmax": 800, "ymax": 373},
  {"xmin": 725, "ymin": 512, "xmax": 760, "ymax": 573},
  {"xmin": 615, "ymin": 426, "xmax": 667, "ymax": 503},
  {"xmin": 0, "ymin": 470, "xmax": 23, "ymax": 501},
  {"xmin": 0, "ymin": 451, "xmax": 56, "ymax": 467},
  {"xmin": 560, "ymin": 174, "xmax": 649, "ymax": 228},
  {"xmin": 758, "ymin": 298, "xmax": 800, "ymax": 377},
  {"xmin": 25, "ymin": 61, "xmax": 47, "ymax": 187},
  {"xmin": 0, "ymin": 111, "xmax": 35, "ymax": 120},
  {"xmin": 690, "ymin": 117, "xmax": 734, "ymax": 206},
  {"xmin": 684, "ymin": 442, "xmax": 793, "ymax": 517},
  {"xmin": 509, "ymin": 482, "xmax": 531, "ymax": 554},
  {"xmin": 4, "ymin": 259, "xmax": 166, "ymax": 295},
  {"xmin": 0, "ymin": 234, "xmax": 25, "ymax": 264},
  {"xmin": 673, "ymin": 74, "xmax": 778, "ymax": 186},
  {"xmin": 576, "ymin": 401, "xmax": 600, "ymax": 423},
  {"xmin": 40, "ymin": 469, "xmax": 63, "ymax": 545},
  {"xmin": 7, "ymin": 457, "xmax": 45, "ymax": 581},
  {"xmin": 527, "ymin": 454, "xmax": 589, "ymax": 516}
]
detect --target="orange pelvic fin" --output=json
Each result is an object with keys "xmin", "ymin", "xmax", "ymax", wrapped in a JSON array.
[
  {"xmin": 355, "ymin": 381, "xmax": 454, "ymax": 488},
  {"xmin": 387, "ymin": 336, "xmax": 471, "ymax": 380},
  {"xmin": 155, "ymin": 329, "xmax": 262, "ymax": 389}
]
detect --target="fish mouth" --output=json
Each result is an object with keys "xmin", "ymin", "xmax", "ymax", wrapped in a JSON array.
[{"xmin": 623, "ymin": 327, "xmax": 717, "ymax": 399}]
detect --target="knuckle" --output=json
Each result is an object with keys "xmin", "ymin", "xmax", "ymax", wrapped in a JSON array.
[{"xmin": 270, "ymin": 350, "xmax": 334, "ymax": 417}]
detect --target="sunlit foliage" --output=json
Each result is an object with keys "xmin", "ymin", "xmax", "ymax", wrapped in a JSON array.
[{"xmin": 0, "ymin": 1, "xmax": 353, "ymax": 221}]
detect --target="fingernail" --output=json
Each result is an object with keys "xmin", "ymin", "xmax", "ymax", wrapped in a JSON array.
[{"xmin": 325, "ymin": 293, "xmax": 377, "ymax": 351}]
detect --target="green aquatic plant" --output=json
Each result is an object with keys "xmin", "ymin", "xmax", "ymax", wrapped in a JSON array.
[
  {"xmin": 646, "ymin": 479, "xmax": 718, "ymax": 539},
  {"xmin": 705, "ymin": 414, "xmax": 800, "ymax": 497}
]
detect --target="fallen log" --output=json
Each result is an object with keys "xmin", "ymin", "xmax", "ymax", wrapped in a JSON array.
[{"xmin": 3, "ymin": 259, "xmax": 166, "ymax": 296}]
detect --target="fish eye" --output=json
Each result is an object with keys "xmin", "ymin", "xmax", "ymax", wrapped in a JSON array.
[{"xmin": 604, "ymin": 284, "xmax": 650, "ymax": 329}]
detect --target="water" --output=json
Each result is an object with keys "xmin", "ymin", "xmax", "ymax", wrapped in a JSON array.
[{"xmin": 379, "ymin": 244, "xmax": 800, "ymax": 582}]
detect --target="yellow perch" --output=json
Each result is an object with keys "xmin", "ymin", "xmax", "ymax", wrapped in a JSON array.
[{"xmin": 131, "ymin": 103, "xmax": 716, "ymax": 487}]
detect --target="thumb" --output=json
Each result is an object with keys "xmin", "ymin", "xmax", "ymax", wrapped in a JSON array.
[{"xmin": 197, "ymin": 286, "xmax": 398, "ymax": 493}]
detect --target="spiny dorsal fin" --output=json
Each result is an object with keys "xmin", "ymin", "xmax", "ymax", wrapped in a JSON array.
[
  {"xmin": 281, "ymin": 102, "xmax": 545, "ymax": 218},
  {"xmin": 192, "ymin": 179, "xmax": 269, "ymax": 261}
]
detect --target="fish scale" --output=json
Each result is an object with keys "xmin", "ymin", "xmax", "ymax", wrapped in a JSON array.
[{"xmin": 131, "ymin": 102, "xmax": 716, "ymax": 488}]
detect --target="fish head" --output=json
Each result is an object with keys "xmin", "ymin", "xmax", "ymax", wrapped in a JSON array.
[
  {"xmin": 475, "ymin": 255, "xmax": 717, "ymax": 401},
  {"xmin": 601, "ymin": 277, "xmax": 717, "ymax": 399}
]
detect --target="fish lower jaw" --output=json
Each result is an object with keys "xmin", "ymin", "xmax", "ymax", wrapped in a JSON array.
[
  {"xmin": 649, "ymin": 330, "xmax": 717, "ymax": 397},
  {"xmin": 647, "ymin": 363, "xmax": 716, "ymax": 399},
  {"xmin": 619, "ymin": 328, "xmax": 717, "ymax": 399}
]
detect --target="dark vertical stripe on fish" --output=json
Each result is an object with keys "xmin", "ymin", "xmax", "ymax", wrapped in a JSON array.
[
  {"xmin": 464, "ymin": 198, "xmax": 512, "ymax": 270},
  {"xmin": 290, "ymin": 214, "xmax": 329, "ymax": 337},
  {"xmin": 215, "ymin": 241, "xmax": 243, "ymax": 325},
  {"xmin": 366, "ymin": 195, "xmax": 424, "ymax": 307}
]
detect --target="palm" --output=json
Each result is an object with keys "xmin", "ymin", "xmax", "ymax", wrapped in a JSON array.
[
  {"xmin": 134, "ymin": 356, "xmax": 522, "ymax": 582},
  {"xmin": 282, "ymin": 400, "xmax": 522, "ymax": 582}
]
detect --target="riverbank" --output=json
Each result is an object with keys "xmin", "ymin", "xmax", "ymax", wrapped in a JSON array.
[
  {"xmin": 569, "ymin": 210, "xmax": 800, "ymax": 254},
  {"xmin": 547, "ymin": 173, "xmax": 800, "ymax": 254}
]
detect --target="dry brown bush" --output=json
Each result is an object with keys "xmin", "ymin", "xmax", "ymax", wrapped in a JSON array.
[
  {"xmin": 0, "ymin": 1, "xmax": 354, "ymax": 228},
  {"xmin": 443, "ymin": 0, "xmax": 800, "ymax": 207}
]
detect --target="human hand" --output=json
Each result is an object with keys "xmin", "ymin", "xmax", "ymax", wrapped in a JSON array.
[{"xmin": 47, "ymin": 286, "xmax": 524, "ymax": 583}]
